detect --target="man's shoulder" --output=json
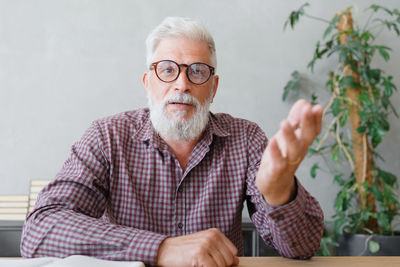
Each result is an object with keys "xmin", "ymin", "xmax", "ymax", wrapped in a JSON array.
[
  {"xmin": 211, "ymin": 112, "xmax": 264, "ymax": 137},
  {"xmin": 93, "ymin": 108, "xmax": 150, "ymax": 133},
  {"xmin": 212, "ymin": 112, "xmax": 261, "ymax": 130},
  {"xmin": 212, "ymin": 113, "xmax": 268, "ymax": 150}
]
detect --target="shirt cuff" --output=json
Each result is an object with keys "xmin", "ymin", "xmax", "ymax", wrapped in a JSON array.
[
  {"xmin": 126, "ymin": 229, "xmax": 167, "ymax": 265},
  {"xmin": 264, "ymin": 177, "xmax": 306, "ymax": 222},
  {"xmin": 261, "ymin": 178, "xmax": 320, "ymax": 258}
]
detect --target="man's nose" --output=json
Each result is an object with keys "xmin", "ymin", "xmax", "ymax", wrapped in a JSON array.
[{"xmin": 173, "ymin": 68, "xmax": 191, "ymax": 92}]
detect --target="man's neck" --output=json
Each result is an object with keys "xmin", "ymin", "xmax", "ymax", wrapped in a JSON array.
[{"xmin": 163, "ymin": 136, "xmax": 202, "ymax": 171}]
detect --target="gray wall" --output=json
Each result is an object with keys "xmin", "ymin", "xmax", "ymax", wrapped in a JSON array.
[{"xmin": 1, "ymin": 0, "xmax": 399, "ymax": 221}]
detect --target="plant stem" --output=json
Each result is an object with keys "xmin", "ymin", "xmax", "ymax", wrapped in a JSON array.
[
  {"xmin": 317, "ymin": 115, "xmax": 337, "ymax": 149},
  {"xmin": 362, "ymin": 11, "xmax": 374, "ymax": 32},
  {"xmin": 337, "ymin": 9, "xmax": 378, "ymax": 232},
  {"xmin": 370, "ymin": 24, "xmax": 386, "ymax": 44},
  {"xmin": 304, "ymin": 13, "xmax": 331, "ymax": 24},
  {"xmin": 334, "ymin": 121, "xmax": 355, "ymax": 172}
]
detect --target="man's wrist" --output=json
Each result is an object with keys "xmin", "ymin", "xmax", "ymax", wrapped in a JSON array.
[{"xmin": 263, "ymin": 176, "xmax": 297, "ymax": 206}]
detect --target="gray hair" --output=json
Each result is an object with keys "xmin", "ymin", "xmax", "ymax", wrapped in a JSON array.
[{"xmin": 145, "ymin": 17, "xmax": 217, "ymax": 69}]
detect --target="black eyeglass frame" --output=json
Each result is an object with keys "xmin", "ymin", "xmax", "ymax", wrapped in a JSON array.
[{"xmin": 150, "ymin": 60, "xmax": 215, "ymax": 85}]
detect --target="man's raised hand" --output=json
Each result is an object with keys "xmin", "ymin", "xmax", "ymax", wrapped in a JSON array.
[{"xmin": 255, "ymin": 99, "xmax": 323, "ymax": 206}]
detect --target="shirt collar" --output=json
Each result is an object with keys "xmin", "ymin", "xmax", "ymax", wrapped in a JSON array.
[
  {"xmin": 207, "ymin": 112, "xmax": 230, "ymax": 138},
  {"xmin": 132, "ymin": 110, "xmax": 165, "ymax": 149}
]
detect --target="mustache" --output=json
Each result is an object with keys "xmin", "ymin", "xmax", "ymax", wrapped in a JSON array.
[{"xmin": 162, "ymin": 93, "xmax": 199, "ymax": 107}]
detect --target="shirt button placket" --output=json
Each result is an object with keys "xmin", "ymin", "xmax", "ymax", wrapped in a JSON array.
[{"xmin": 175, "ymin": 166, "xmax": 185, "ymax": 234}]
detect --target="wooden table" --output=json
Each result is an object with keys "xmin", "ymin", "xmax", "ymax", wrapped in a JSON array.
[
  {"xmin": 3, "ymin": 257, "xmax": 400, "ymax": 266},
  {"xmin": 237, "ymin": 256, "xmax": 400, "ymax": 266}
]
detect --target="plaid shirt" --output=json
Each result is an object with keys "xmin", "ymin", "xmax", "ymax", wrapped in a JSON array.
[{"xmin": 21, "ymin": 108, "xmax": 323, "ymax": 265}]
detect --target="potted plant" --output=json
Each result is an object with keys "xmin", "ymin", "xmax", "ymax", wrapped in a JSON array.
[{"xmin": 282, "ymin": 3, "xmax": 400, "ymax": 255}]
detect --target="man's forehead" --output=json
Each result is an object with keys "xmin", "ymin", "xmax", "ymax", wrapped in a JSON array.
[{"xmin": 152, "ymin": 37, "xmax": 212, "ymax": 64}]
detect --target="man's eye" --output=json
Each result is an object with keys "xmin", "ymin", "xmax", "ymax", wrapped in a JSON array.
[
  {"xmin": 189, "ymin": 67, "xmax": 202, "ymax": 75},
  {"xmin": 192, "ymin": 69, "xmax": 202, "ymax": 74},
  {"xmin": 163, "ymin": 67, "xmax": 175, "ymax": 73}
]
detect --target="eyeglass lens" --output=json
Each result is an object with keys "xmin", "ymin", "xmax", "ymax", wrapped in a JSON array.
[{"xmin": 154, "ymin": 60, "xmax": 212, "ymax": 85}]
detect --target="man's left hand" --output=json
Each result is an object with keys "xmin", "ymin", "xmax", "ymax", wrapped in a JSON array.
[{"xmin": 255, "ymin": 99, "xmax": 323, "ymax": 206}]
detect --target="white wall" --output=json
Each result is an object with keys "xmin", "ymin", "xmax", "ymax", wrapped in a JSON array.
[{"xmin": 1, "ymin": 0, "xmax": 399, "ymax": 221}]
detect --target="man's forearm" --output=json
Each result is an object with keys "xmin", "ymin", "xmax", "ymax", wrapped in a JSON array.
[
  {"xmin": 250, "ymin": 180, "xmax": 324, "ymax": 259},
  {"xmin": 21, "ymin": 207, "xmax": 166, "ymax": 265}
]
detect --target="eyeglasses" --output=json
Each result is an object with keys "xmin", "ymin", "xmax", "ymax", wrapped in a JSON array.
[{"xmin": 150, "ymin": 60, "xmax": 215, "ymax": 85}]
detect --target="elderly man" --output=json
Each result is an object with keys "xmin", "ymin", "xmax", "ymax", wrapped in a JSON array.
[{"xmin": 21, "ymin": 17, "xmax": 324, "ymax": 267}]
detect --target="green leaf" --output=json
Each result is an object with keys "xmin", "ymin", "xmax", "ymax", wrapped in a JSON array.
[
  {"xmin": 392, "ymin": 23, "xmax": 400, "ymax": 35},
  {"xmin": 377, "ymin": 168, "xmax": 398, "ymax": 186},
  {"xmin": 388, "ymin": 99, "xmax": 399, "ymax": 118},
  {"xmin": 371, "ymin": 184, "xmax": 383, "ymax": 201},
  {"xmin": 375, "ymin": 20, "xmax": 400, "ymax": 36},
  {"xmin": 369, "ymin": 4, "xmax": 393, "ymax": 15},
  {"xmin": 350, "ymin": 46, "xmax": 364, "ymax": 62},
  {"xmin": 339, "ymin": 112, "xmax": 348, "ymax": 126},
  {"xmin": 334, "ymin": 189, "xmax": 346, "ymax": 211},
  {"xmin": 331, "ymin": 148, "xmax": 340, "ymax": 163},
  {"xmin": 384, "ymin": 87, "xmax": 393, "ymax": 97},
  {"xmin": 282, "ymin": 71, "xmax": 300, "ymax": 101},
  {"xmin": 307, "ymin": 40, "xmax": 333, "ymax": 72},
  {"xmin": 362, "ymin": 181, "xmax": 369, "ymax": 191},
  {"xmin": 368, "ymin": 68, "xmax": 381, "ymax": 85},
  {"xmin": 284, "ymin": 3, "xmax": 310, "ymax": 30},
  {"xmin": 360, "ymin": 30, "xmax": 374, "ymax": 42},
  {"xmin": 334, "ymin": 174, "xmax": 345, "ymax": 186},
  {"xmin": 339, "ymin": 76, "xmax": 357, "ymax": 89},
  {"xmin": 333, "ymin": 216, "xmax": 347, "ymax": 237},
  {"xmin": 358, "ymin": 93, "xmax": 371, "ymax": 105},
  {"xmin": 331, "ymin": 98, "xmax": 342, "ymax": 116},
  {"xmin": 376, "ymin": 46, "xmax": 391, "ymax": 61},
  {"xmin": 347, "ymin": 59, "xmax": 359, "ymax": 73},
  {"xmin": 382, "ymin": 76, "xmax": 396, "ymax": 97},
  {"xmin": 356, "ymin": 126, "xmax": 366, "ymax": 133},
  {"xmin": 358, "ymin": 109, "xmax": 370, "ymax": 125},
  {"xmin": 379, "ymin": 117, "xmax": 390, "ymax": 131},
  {"xmin": 311, "ymin": 93, "xmax": 318, "ymax": 105},
  {"xmin": 308, "ymin": 147, "xmax": 319, "ymax": 155},
  {"xmin": 381, "ymin": 96, "xmax": 390, "ymax": 110},
  {"xmin": 377, "ymin": 212, "xmax": 390, "ymax": 230},
  {"xmin": 323, "ymin": 15, "xmax": 343, "ymax": 39},
  {"xmin": 368, "ymin": 240, "xmax": 380, "ymax": 254},
  {"xmin": 372, "ymin": 134, "xmax": 383, "ymax": 147},
  {"xmin": 310, "ymin": 163, "xmax": 319, "ymax": 178},
  {"xmin": 361, "ymin": 66, "xmax": 382, "ymax": 85}
]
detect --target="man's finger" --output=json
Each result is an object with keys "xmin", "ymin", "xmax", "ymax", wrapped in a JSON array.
[
  {"xmin": 288, "ymin": 99, "xmax": 307, "ymax": 128},
  {"xmin": 267, "ymin": 137, "xmax": 286, "ymax": 172},
  {"xmin": 280, "ymin": 120, "xmax": 301, "ymax": 162},
  {"xmin": 312, "ymin": 104, "xmax": 324, "ymax": 136},
  {"xmin": 299, "ymin": 103, "xmax": 315, "ymax": 146},
  {"xmin": 208, "ymin": 248, "xmax": 226, "ymax": 267},
  {"xmin": 207, "ymin": 229, "xmax": 237, "ymax": 266},
  {"xmin": 218, "ymin": 232, "xmax": 238, "ymax": 266},
  {"xmin": 197, "ymin": 253, "xmax": 218, "ymax": 267}
]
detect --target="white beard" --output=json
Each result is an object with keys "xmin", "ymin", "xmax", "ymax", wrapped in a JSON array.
[{"xmin": 147, "ymin": 91, "xmax": 212, "ymax": 141}]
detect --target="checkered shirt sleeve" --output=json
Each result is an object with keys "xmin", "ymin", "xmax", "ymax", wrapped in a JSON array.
[
  {"xmin": 20, "ymin": 120, "xmax": 166, "ymax": 265},
  {"xmin": 245, "ymin": 124, "xmax": 324, "ymax": 259}
]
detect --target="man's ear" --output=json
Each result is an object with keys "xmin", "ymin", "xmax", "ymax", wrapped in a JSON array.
[
  {"xmin": 142, "ymin": 71, "xmax": 149, "ymax": 94},
  {"xmin": 211, "ymin": 75, "xmax": 219, "ymax": 102}
]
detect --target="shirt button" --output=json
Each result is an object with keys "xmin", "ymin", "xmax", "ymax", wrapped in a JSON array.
[
  {"xmin": 178, "ymin": 187, "xmax": 183, "ymax": 193},
  {"xmin": 276, "ymin": 214, "xmax": 285, "ymax": 221},
  {"xmin": 177, "ymin": 222, "xmax": 183, "ymax": 229},
  {"xmin": 292, "ymin": 241, "xmax": 298, "ymax": 247}
]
